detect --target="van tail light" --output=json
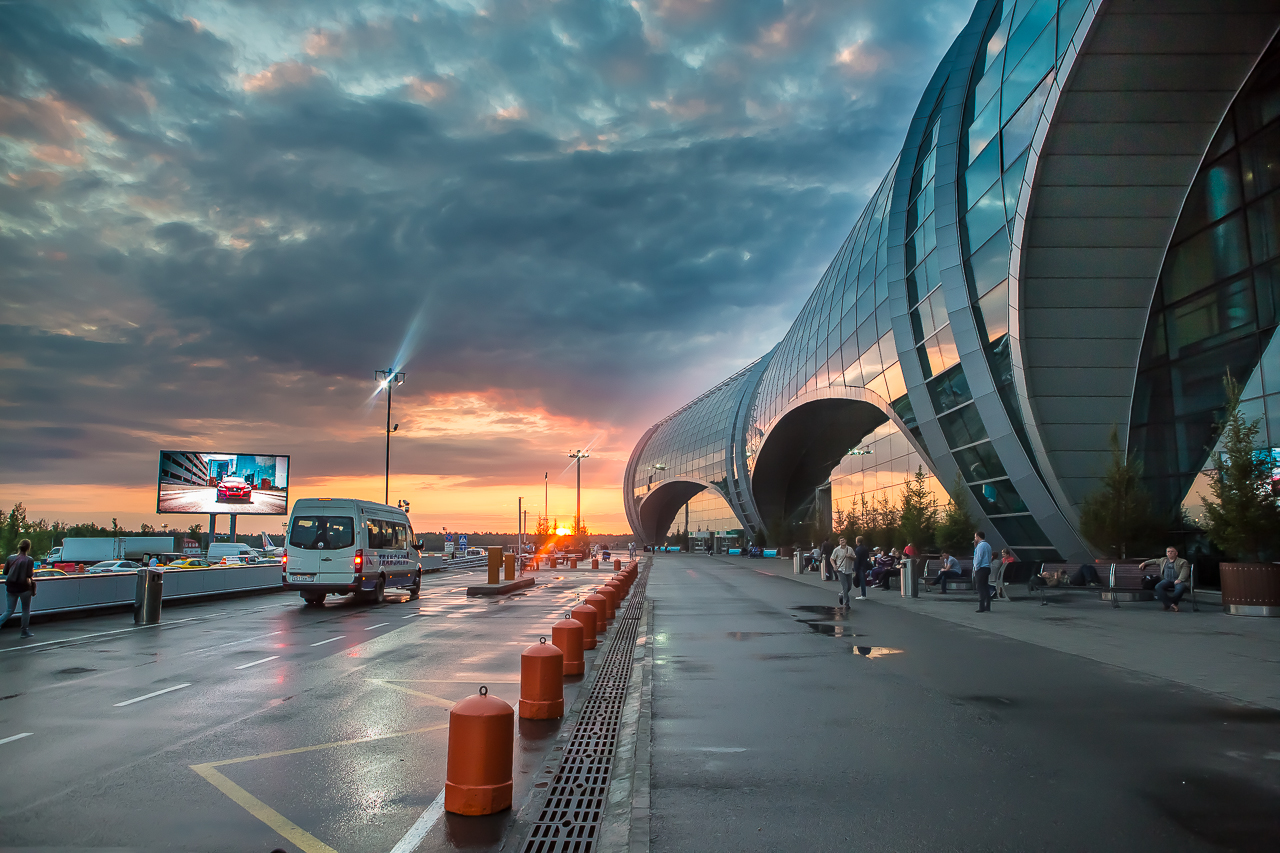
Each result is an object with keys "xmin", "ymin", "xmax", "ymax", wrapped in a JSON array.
[
  {"xmin": 354, "ymin": 549, "xmax": 363, "ymax": 569},
  {"xmin": 282, "ymin": 553, "xmax": 288, "ymax": 567}
]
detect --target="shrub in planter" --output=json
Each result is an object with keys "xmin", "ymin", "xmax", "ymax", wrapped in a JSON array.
[{"xmin": 1201, "ymin": 378, "xmax": 1280, "ymax": 563}]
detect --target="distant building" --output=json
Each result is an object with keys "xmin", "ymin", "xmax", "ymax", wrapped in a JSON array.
[
  {"xmin": 625, "ymin": 0, "xmax": 1280, "ymax": 561},
  {"xmin": 159, "ymin": 451, "xmax": 210, "ymax": 486}
]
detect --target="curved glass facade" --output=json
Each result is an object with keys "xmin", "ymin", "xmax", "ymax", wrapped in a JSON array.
[
  {"xmin": 625, "ymin": 0, "xmax": 1280, "ymax": 556},
  {"xmin": 1131, "ymin": 38, "xmax": 1280, "ymax": 513}
]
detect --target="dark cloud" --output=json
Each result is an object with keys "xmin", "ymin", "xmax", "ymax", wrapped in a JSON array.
[{"xmin": 0, "ymin": 0, "xmax": 969, "ymax": 503}]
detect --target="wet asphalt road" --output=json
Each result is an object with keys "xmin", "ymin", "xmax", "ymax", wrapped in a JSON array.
[
  {"xmin": 158, "ymin": 484, "xmax": 288, "ymax": 514},
  {"xmin": 648, "ymin": 554, "xmax": 1280, "ymax": 853},
  {"xmin": 0, "ymin": 569, "xmax": 609, "ymax": 853}
]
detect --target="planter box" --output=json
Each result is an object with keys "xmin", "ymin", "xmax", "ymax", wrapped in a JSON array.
[{"xmin": 1219, "ymin": 562, "xmax": 1280, "ymax": 617}]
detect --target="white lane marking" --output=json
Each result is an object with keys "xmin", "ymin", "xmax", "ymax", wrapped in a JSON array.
[
  {"xmin": 234, "ymin": 656, "xmax": 279, "ymax": 670},
  {"xmin": 389, "ymin": 789, "xmax": 445, "ymax": 853},
  {"xmin": 310, "ymin": 636, "xmax": 345, "ymax": 646},
  {"xmin": 114, "ymin": 683, "xmax": 192, "ymax": 707},
  {"xmin": 0, "ymin": 614, "xmax": 218, "ymax": 654},
  {"xmin": 189, "ymin": 630, "xmax": 282, "ymax": 655},
  {"xmin": 365, "ymin": 622, "xmax": 391, "ymax": 630},
  {"xmin": 402, "ymin": 614, "xmax": 420, "ymax": 619},
  {"xmin": 0, "ymin": 732, "xmax": 33, "ymax": 745}
]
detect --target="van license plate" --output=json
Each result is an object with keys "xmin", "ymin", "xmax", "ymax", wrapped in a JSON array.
[{"xmin": 291, "ymin": 574, "xmax": 316, "ymax": 582}]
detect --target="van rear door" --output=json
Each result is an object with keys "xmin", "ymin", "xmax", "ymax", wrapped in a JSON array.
[{"xmin": 288, "ymin": 514, "xmax": 358, "ymax": 583}]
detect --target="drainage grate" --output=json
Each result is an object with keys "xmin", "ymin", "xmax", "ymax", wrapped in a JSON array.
[{"xmin": 521, "ymin": 564, "xmax": 650, "ymax": 853}]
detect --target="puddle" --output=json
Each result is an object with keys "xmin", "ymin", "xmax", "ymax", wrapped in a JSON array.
[
  {"xmin": 752, "ymin": 652, "xmax": 829, "ymax": 661},
  {"xmin": 1146, "ymin": 768, "xmax": 1280, "ymax": 851},
  {"xmin": 725, "ymin": 631, "xmax": 790, "ymax": 640},
  {"xmin": 805, "ymin": 623, "xmax": 859, "ymax": 637},
  {"xmin": 56, "ymin": 667, "xmax": 95, "ymax": 675},
  {"xmin": 955, "ymin": 694, "xmax": 1015, "ymax": 707},
  {"xmin": 790, "ymin": 605, "xmax": 850, "ymax": 620},
  {"xmin": 854, "ymin": 646, "xmax": 903, "ymax": 659}
]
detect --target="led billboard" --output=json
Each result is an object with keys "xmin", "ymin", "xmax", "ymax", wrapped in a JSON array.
[{"xmin": 157, "ymin": 451, "xmax": 289, "ymax": 515}]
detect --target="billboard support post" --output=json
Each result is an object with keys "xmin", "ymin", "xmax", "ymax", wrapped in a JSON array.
[
  {"xmin": 229, "ymin": 514, "xmax": 237, "ymax": 542},
  {"xmin": 208, "ymin": 514, "xmax": 216, "ymax": 549}
]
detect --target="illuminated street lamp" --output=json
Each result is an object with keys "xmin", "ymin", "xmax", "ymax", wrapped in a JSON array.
[
  {"xmin": 568, "ymin": 449, "xmax": 590, "ymax": 536},
  {"xmin": 375, "ymin": 369, "xmax": 405, "ymax": 505}
]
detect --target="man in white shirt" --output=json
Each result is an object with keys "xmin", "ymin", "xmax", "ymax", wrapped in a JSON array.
[
  {"xmin": 832, "ymin": 536, "xmax": 856, "ymax": 606},
  {"xmin": 973, "ymin": 531, "xmax": 994, "ymax": 613}
]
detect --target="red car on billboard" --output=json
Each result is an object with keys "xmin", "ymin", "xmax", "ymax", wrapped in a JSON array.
[{"xmin": 217, "ymin": 476, "xmax": 252, "ymax": 501}]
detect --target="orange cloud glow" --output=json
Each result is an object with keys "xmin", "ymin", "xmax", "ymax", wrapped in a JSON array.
[{"xmin": 243, "ymin": 61, "xmax": 323, "ymax": 93}]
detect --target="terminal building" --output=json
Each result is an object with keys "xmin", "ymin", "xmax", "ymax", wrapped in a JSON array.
[{"xmin": 624, "ymin": 0, "xmax": 1280, "ymax": 562}]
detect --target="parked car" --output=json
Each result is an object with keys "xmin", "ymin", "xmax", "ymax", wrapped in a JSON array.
[
  {"xmin": 464, "ymin": 547, "xmax": 484, "ymax": 558},
  {"xmin": 85, "ymin": 560, "xmax": 143, "ymax": 574},
  {"xmin": 169, "ymin": 558, "xmax": 212, "ymax": 568},
  {"xmin": 217, "ymin": 476, "xmax": 252, "ymax": 501},
  {"xmin": 33, "ymin": 569, "xmax": 68, "ymax": 578}
]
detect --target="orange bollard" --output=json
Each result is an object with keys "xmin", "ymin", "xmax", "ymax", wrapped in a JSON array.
[
  {"xmin": 519, "ymin": 637, "xmax": 564, "ymax": 719},
  {"xmin": 445, "ymin": 686, "xmax": 514, "ymax": 815},
  {"xmin": 597, "ymin": 585, "xmax": 617, "ymax": 620},
  {"xmin": 614, "ymin": 558, "xmax": 622, "ymax": 572},
  {"xmin": 504, "ymin": 552, "xmax": 516, "ymax": 581},
  {"xmin": 571, "ymin": 603, "xmax": 598, "ymax": 649},
  {"xmin": 570, "ymin": 557, "xmax": 578, "ymax": 569},
  {"xmin": 585, "ymin": 592, "xmax": 610, "ymax": 630},
  {"xmin": 591, "ymin": 557, "xmax": 599, "ymax": 570},
  {"xmin": 552, "ymin": 614, "xmax": 585, "ymax": 675},
  {"xmin": 605, "ymin": 580, "xmax": 624, "ymax": 607}
]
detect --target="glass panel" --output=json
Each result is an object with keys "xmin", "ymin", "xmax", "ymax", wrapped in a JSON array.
[
  {"xmin": 1058, "ymin": 0, "xmax": 1090, "ymax": 57},
  {"xmin": 1002, "ymin": 23, "xmax": 1056, "ymax": 124},
  {"xmin": 978, "ymin": 279, "xmax": 1011, "ymax": 343},
  {"xmin": 1257, "ymin": 258, "xmax": 1280, "ymax": 328},
  {"xmin": 289, "ymin": 516, "xmax": 356, "ymax": 550},
  {"xmin": 1005, "ymin": 0, "xmax": 1056, "ymax": 76},
  {"xmin": 1169, "ymin": 335, "xmax": 1260, "ymax": 416},
  {"xmin": 1173, "ymin": 152, "xmax": 1243, "ymax": 241},
  {"xmin": 932, "ymin": 324, "xmax": 960, "ymax": 374},
  {"xmin": 1162, "ymin": 213, "xmax": 1251, "ymax": 303},
  {"xmin": 968, "ymin": 95, "xmax": 1001, "ymax": 165},
  {"xmin": 883, "ymin": 360, "xmax": 907, "ymax": 401},
  {"xmin": 939, "ymin": 402, "xmax": 990, "ymax": 449},
  {"xmin": 1167, "ymin": 275, "xmax": 1256, "ymax": 359},
  {"xmin": 966, "ymin": 179, "xmax": 1008, "ymax": 252},
  {"xmin": 971, "ymin": 478, "xmax": 1029, "ymax": 514},
  {"xmin": 974, "ymin": 50, "xmax": 1004, "ymax": 112},
  {"xmin": 1248, "ymin": 191, "xmax": 1280, "ymax": 265},
  {"xmin": 990, "ymin": 514, "xmax": 1052, "ymax": 546},
  {"xmin": 953, "ymin": 440, "xmax": 1008, "ymax": 482},
  {"xmin": 927, "ymin": 362, "xmax": 973, "ymax": 413},
  {"xmin": 1003, "ymin": 148, "xmax": 1031, "ymax": 217},
  {"xmin": 967, "ymin": 228, "xmax": 1011, "ymax": 296},
  {"xmin": 964, "ymin": 140, "xmax": 1002, "ymax": 210},
  {"xmin": 1234, "ymin": 49, "xmax": 1280, "ymax": 138},
  {"xmin": 1002, "ymin": 73, "xmax": 1052, "ymax": 168},
  {"xmin": 906, "ymin": 221, "xmax": 928, "ymax": 271}
]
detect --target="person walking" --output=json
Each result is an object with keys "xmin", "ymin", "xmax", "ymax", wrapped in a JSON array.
[
  {"xmin": 819, "ymin": 536, "xmax": 835, "ymax": 582},
  {"xmin": 832, "ymin": 536, "xmax": 856, "ymax": 605},
  {"xmin": 852, "ymin": 536, "xmax": 871, "ymax": 601},
  {"xmin": 973, "ymin": 530, "xmax": 993, "ymax": 613},
  {"xmin": 2, "ymin": 539, "xmax": 37, "ymax": 638}
]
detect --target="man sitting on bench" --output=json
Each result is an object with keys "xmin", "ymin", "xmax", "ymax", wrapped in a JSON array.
[
  {"xmin": 928, "ymin": 551, "xmax": 963, "ymax": 593},
  {"xmin": 1139, "ymin": 547, "xmax": 1191, "ymax": 612}
]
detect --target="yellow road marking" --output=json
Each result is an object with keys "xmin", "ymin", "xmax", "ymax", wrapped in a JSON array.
[
  {"xmin": 191, "ymin": 763, "xmax": 341, "ymax": 853},
  {"xmin": 190, "ymin": 723, "xmax": 448, "ymax": 853},
  {"xmin": 371, "ymin": 680, "xmax": 458, "ymax": 708}
]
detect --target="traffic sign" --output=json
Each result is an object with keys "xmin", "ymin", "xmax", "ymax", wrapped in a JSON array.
[
  {"xmin": 459, "ymin": 534, "xmax": 468, "ymax": 548},
  {"xmin": 445, "ymin": 533, "xmax": 453, "ymax": 542}
]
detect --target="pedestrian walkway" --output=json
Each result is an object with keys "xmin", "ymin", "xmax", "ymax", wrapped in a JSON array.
[
  {"xmin": 714, "ymin": 553, "xmax": 1280, "ymax": 711},
  {"xmin": 642, "ymin": 553, "xmax": 1280, "ymax": 853}
]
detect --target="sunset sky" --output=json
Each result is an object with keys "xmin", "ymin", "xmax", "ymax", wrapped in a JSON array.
[{"xmin": 0, "ymin": 0, "xmax": 969, "ymax": 535}]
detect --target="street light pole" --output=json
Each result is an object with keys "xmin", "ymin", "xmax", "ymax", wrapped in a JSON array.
[
  {"xmin": 568, "ymin": 450, "xmax": 590, "ymax": 536},
  {"xmin": 374, "ymin": 369, "xmax": 405, "ymax": 505}
]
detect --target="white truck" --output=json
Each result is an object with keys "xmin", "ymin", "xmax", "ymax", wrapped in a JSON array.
[{"xmin": 50, "ymin": 537, "xmax": 178, "ymax": 565}]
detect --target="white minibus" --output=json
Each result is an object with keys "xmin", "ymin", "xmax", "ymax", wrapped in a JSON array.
[{"xmin": 283, "ymin": 498, "xmax": 422, "ymax": 605}]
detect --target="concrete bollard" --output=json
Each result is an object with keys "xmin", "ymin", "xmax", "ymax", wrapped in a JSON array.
[
  {"xmin": 552, "ymin": 614, "xmax": 585, "ymax": 675},
  {"xmin": 519, "ymin": 637, "xmax": 564, "ymax": 719},
  {"xmin": 570, "ymin": 557, "xmax": 578, "ymax": 569},
  {"xmin": 570, "ymin": 603, "xmax": 599, "ymax": 649},
  {"xmin": 445, "ymin": 687, "xmax": 514, "ymax": 815},
  {"xmin": 598, "ymin": 584, "xmax": 618, "ymax": 620},
  {"xmin": 614, "ymin": 558, "xmax": 622, "ymax": 572},
  {"xmin": 591, "ymin": 557, "xmax": 599, "ymax": 571},
  {"xmin": 584, "ymin": 593, "xmax": 610, "ymax": 630},
  {"xmin": 487, "ymin": 547, "xmax": 502, "ymax": 585},
  {"xmin": 504, "ymin": 553, "xmax": 516, "ymax": 581}
]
